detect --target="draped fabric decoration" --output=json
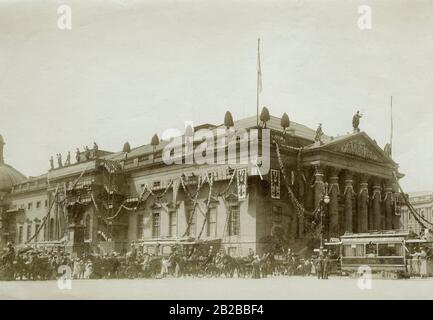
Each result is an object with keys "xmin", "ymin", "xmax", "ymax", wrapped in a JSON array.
[
  {"xmin": 270, "ymin": 169, "xmax": 281, "ymax": 199},
  {"xmin": 236, "ymin": 168, "xmax": 247, "ymax": 200}
]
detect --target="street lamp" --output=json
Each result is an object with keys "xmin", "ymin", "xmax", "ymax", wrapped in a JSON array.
[{"xmin": 320, "ymin": 183, "xmax": 330, "ymax": 252}]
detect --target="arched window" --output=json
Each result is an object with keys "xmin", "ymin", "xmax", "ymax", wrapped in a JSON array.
[{"xmin": 84, "ymin": 215, "xmax": 91, "ymax": 240}]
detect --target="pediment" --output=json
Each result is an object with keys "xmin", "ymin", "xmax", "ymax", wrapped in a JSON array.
[{"xmin": 318, "ymin": 132, "xmax": 395, "ymax": 164}]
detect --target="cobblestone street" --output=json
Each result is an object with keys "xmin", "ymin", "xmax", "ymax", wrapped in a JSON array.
[{"xmin": 1, "ymin": 276, "xmax": 433, "ymax": 300}]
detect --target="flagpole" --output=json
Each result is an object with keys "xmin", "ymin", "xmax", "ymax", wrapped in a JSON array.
[
  {"xmin": 390, "ymin": 96, "xmax": 393, "ymax": 157},
  {"xmin": 257, "ymin": 38, "xmax": 260, "ymax": 126}
]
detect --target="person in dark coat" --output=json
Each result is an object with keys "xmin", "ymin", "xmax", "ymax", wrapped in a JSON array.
[
  {"xmin": 315, "ymin": 255, "xmax": 323, "ymax": 279},
  {"xmin": 322, "ymin": 254, "xmax": 331, "ymax": 279}
]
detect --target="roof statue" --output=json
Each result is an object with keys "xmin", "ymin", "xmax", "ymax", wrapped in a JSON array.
[
  {"xmin": 75, "ymin": 148, "xmax": 81, "ymax": 163},
  {"xmin": 314, "ymin": 123, "xmax": 324, "ymax": 143},
  {"xmin": 352, "ymin": 110, "xmax": 363, "ymax": 133},
  {"xmin": 384, "ymin": 143, "xmax": 392, "ymax": 158},
  {"xmin": 49, "ymin": 156, "xmax": 54, "ymax": 170}
]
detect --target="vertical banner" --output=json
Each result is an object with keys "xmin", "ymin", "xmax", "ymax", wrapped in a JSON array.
[
  {"xmin": 237, "ymin": 168, "xmax": 247, "ymax": 200},
  {"xmin": 271, "ymin": 169, "xmax": 281, "ymax": 199}
]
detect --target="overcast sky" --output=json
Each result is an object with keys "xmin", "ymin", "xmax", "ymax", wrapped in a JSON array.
[{"xmin": 1, "ymin": 0, "xmax": 433, "ymax": 192}]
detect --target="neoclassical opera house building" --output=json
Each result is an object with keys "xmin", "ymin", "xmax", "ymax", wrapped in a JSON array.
[{"xmin": 0, "ymin": 111, "xmax": 403, "ymax": 256}]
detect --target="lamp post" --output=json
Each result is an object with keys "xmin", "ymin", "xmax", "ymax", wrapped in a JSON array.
[{"xmin": 320, "ymin": 183, "xmax": 330, "ymax": 251}]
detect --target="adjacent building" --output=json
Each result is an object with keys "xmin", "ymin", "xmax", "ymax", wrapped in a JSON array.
[{"xmin": 400, "ymin": 191, "xmax": 433, "ymax": 235}]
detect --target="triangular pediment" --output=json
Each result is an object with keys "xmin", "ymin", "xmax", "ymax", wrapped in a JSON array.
[{"xmin": 315, "ymin": 132, "xmax": 395, "ymax": 165}]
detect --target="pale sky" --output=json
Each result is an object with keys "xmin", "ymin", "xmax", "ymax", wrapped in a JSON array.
[{"xmin": 1, "ymin": 0, "xmax": 433, "ymax": 192}]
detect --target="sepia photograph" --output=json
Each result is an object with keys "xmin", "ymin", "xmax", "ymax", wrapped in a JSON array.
[{"xmin": 1, "ymin": 0, "xmax": 433, "ymax": 305}]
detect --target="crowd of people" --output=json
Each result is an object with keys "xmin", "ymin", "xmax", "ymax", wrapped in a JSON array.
[{"xmin": 0, "ymin": 243, "xmax": 338, "ymax": 281}]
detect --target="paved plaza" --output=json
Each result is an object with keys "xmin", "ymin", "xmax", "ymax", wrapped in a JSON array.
[{"xmin": 1, "ymin": 276, "xmax": 433, "ymax": 300}]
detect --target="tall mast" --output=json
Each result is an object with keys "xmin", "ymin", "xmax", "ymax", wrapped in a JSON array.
[
  {"xmin": 256, "ymin": 38, "xmax": 262, "ymax": 126},
  {"xmin": 390, "ymin": 96, "xmax": 393, "ymax": 157}
]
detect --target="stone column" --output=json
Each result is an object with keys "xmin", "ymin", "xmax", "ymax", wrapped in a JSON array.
[
  {"xmin": 313, "ymin": 165, "xmax": 325, "ymax": 210},
  {"xmin": 344, "ymin": 171, "xmax": 354, "ymax": 233},
  {"xmin": 297, "ymin": 170, "xmax": 305, "ymax": 239},
  {"xmin": 372, "ymin": 177, "xmax": 382, "ymax": 230},
  {"xmin": 328, "ymin": 167, "xmax": 340, "ymax": 238},
  {"xmin": 358, "ymin": 174, "xmax": 369, "ymax": 232},
  {"xmin": 304, "ymin": 168, "xmax": 314, "ymax": 212},
  {"xmin": 392, "ymin": 182, "xmax": 401, "ymax": 230},
  {"xmin": 384, "ymin": 181, "xmax": 393, "ymax": 230}
]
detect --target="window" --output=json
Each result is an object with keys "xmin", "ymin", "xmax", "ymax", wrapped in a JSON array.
[
  {"xmin": 136, "ymin": 214, "xmax": 143, "ymax": 239},
  {"xmin": 45, "ymin": 200, "xmax": 48, "ymax": 207},
  {"xmin": 27, "ymin": 202, "xmax": 33, "ymax": 210},
  {"xmin": 187, "ymin": 209, "xmax": 196, "ymax": 237},
  {"xmin": 26, "ymin": 225, "xmax": 31, "ymax": 241},
  {"xmin": 169, "ymin": 211, "xmax": 177, "ymax": 238},
  {"xmin": 152, "ymin": 212, "xmax": 160, "ymax": 238},
  {"xmin": 366, "ymin": 243, "xmax": 377, "ymax": 256},
  {"xmin": 378, "ymin": 243, "xmax": 402, "ymax": 257},
  {"xmin": 36, "ymin": 201, "xmax": 41, "ymax": 209},
  {"xmin": 228, "ymin": 204, "xmax": 240, "ymax": 236},
  {"xmin": 343, "ymin": 244, "xmax": 364, "ymax": 257},
  {"xmin": 18, "ymin": 226, "xmax": 23, "ymax": 244},
  {"xmin": 207, "ymin": 207, "xmax": 217, "ymax": 237},
  {"xmin": 35, "ymin": 224, "xmax": 40, "ymax": 241}
]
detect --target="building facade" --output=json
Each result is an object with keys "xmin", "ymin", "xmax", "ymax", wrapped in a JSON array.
[
  {"xmin": 401, "ymin": 191, "xmax": 433, "ymax": 235},
  {"xmin": 0, "ymin": 114, "xmax": 404, "ymax": 256}
]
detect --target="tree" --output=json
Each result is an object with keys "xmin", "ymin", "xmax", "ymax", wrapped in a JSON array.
[
  {"xmin": 260, "ymin": 107, "xmax": 270, "ymax": 128},
  {"xmin": 281, "ymin": 113, "xmax": 290, "ymax": 133},
  {"xmin": 122, "ymin": 142, "xmax": 131, "ymax": 153},
  {"xmin": 224, "ymin": 111, "xmax": 234, "ymax": 128},
  {"xmin": 151, "ymin": 134, "xmax": 159, "ymax": 152}
]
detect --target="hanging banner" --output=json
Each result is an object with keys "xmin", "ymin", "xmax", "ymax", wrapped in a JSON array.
[
  {"xmin": 237, "ymin": 168, "xmax": 247, "ymax": 200},
  {"xmin": 271, "ymin": 169, "xmax": 281, "ymax": 199}
]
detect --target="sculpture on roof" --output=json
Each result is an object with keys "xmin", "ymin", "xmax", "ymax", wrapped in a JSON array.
[
  {"xmin": 384, "ymin": 143, "xmax": 392, "ymax": 158},
  {"xmin": 84, "ymin": 146, "xmax": 90, "ymax": 161},
  {"xmin": 57, "ymin": 153, "xmax": 63, "ymax": 168},
  {"xmin": 75, "ymin": 148, "xmax": 81, "ymax": 163},
  {"xmin": 49, "ymin": 156, "xmax": 54, "ymax": 170},
  {"xmin": 352, "ymin": 110, "xmax": 363, "ymax": 133},
  {"xmin": 65, "ymin": 151, "xmax": 71, "ymax": 166},
  {"xmin": 314, "ymin": 123, "xmax": 324, "ymax": 143}
]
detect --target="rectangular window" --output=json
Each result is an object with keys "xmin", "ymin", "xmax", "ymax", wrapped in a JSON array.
[
  {"xmin": 207, "ymin": 207, "xmax": 217, "ymax": 237},
  {"xmin": 45, "ymin": 200, "xmax": 48, "ymax": 207},
  {"xmin": 187, "ymin": 209, "xmax": 196, "ymax": 237},
  {"xmin": 136, "ymin": 214, "xmax": 143, "ymax": 239},
  {"xmin": 26, "ymin": 225, "xmax": 31, "ymax": 241},
  {"xmin": 36, "ymin": 201, "xmax": 41, "ymax": 209},
  {"xmin": 27, "ymin": 202, "xmax": 33, "ymax": 210},
  {"xmin": 169, "ymin": 211, "xmax": 177, "ymax": 237},
  {"xmin": 152, "ymin": 212, "xmax": 160, "ymax": 238},
  {"xmin": 18, "ymin": 226, "xmax": 23, "ymax": 244},
  {"xmin": 228, "ymin": 204, "xmax": 240, "ymax": 236}
]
